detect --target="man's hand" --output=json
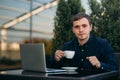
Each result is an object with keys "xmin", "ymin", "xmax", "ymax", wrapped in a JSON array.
[
  {"xmin": 55, "ymin": 50, "xmax": 64, "ymax": 61},
  {"xmin": 86, "ymin": 56, "xmax": 101, "ymax": 68}
]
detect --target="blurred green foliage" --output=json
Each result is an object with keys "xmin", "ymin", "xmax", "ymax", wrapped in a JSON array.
[{"xmin": 88, "ymin": 0, "xmax": 120, "ymax": 52}]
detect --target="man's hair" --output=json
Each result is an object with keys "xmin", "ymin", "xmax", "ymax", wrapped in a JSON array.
[{"xmin": 71, "ymin": 12, "xmax": 91, "ymax": 24}]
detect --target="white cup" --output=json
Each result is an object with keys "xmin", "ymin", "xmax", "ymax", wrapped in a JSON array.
[{"xmin": 64, "ymin": 50, "xmax": 75, "ymax": 59}]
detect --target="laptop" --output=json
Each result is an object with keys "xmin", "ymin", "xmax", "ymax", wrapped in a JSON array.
[{"xmin": 20, "ymin": 43, "xmax": 66, "ymax": 73}]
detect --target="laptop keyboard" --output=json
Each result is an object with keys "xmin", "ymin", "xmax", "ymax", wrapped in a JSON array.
[{"xmin": 47, "ymin": 68, "xmax": 66, "ymax": 72}]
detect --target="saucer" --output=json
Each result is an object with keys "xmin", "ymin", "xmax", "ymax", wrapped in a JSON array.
[{"xmin": 62, "ymin": 67, "xmax": 78, "ymax": 72}]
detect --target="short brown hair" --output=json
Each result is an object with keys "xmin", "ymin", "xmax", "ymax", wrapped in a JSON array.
[{"xmin": 71, "ymin": 12, "xmax": 91, "ymax": 24}]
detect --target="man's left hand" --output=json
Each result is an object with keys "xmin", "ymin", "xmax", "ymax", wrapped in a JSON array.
[{"xmin": 86, "ymin": 56, "xmax": 101, "ymax": 68}]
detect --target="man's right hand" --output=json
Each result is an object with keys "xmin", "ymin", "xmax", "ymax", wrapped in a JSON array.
[{"xmin": 55, "ymin": 50, "xmax": 64, "ymax": 61}]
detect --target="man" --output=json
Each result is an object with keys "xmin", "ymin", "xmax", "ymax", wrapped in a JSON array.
[{"xmin": 54, "ymin": 12, "xmax": 117, "ymax": 71}]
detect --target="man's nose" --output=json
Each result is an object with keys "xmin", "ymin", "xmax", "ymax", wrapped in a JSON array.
[{"xmin": 79, "ymin": 27, "xmax": 83, "ymax": 32}]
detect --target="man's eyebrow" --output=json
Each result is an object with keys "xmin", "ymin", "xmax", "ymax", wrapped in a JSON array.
[
  {"xmin": 73, "ymin": 25, "xmax": 79, "ymax": 27},
  {"xmin": 81, "ymin": 23, "xmax": 87, "ymax": 25}
]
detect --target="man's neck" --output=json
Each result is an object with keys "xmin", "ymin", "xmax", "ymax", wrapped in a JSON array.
[{"xmin": 78, "ymin": 36, "xmax": 90, "ymax": 46}]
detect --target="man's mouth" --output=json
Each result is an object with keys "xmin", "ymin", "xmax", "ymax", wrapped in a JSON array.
[{"xmin": 78, "ymin": 33, "xmax": 84, "ymax": 36}]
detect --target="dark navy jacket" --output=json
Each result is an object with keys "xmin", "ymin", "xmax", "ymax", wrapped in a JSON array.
[{"xmin": 54, "ymin": 35, "xmax": 117, "ymax": 71}]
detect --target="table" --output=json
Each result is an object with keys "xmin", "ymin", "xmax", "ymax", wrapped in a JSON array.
[{"xmin": 0, "ymin": 69, "xmax": 119, "ymax": 80}]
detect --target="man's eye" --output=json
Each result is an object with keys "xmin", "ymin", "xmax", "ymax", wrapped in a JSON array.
[
  {"xmin": 74, "ymin": 25, "xmax": 79, "ymax": 28},
  {"xmin": 82, "ymin": 24, "xmax": 87, "ymax": 28}
]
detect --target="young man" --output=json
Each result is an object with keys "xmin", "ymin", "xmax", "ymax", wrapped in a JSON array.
[{"xmin": 54, "ymin": 12, "xmax": 117, "ymax": 71}]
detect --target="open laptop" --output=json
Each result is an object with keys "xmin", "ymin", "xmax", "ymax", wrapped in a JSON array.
[{"xmin": 20, "ymin": 43, "xmax": 66, "ymax": 73}]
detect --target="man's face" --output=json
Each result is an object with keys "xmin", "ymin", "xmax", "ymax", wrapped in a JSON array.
[{"xmin": 72, "ymin": 18, "xmax": 92, "ymax": 40}]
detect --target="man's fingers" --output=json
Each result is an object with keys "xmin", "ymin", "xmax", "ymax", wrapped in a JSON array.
[
  {"xmin": 55, "ymin": 50, "xmax": 64, "ymax": 61},
  {"xmin": 87, "ymin": 57, "xmax": 96, "ymax": 66},
  {"xmin": 86, "ymin": 56, "xmax": 100, "ymax": 68}
]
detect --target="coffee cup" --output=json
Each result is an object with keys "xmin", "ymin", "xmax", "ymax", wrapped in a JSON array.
[{"xmin": 64, "ymin": 50, "xmax": 75, "ymax": 59}]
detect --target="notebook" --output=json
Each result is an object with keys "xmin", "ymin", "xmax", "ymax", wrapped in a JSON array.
[{"xmin": 20, "ymin": 43, "xmax": 66, "ymax": 73}]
